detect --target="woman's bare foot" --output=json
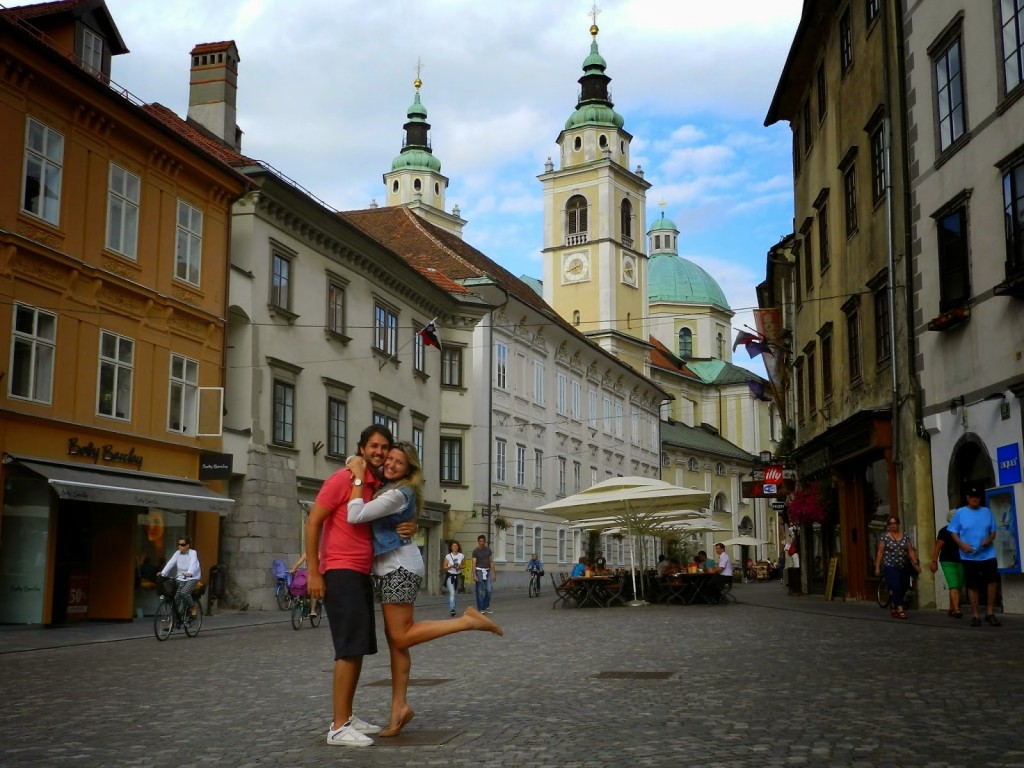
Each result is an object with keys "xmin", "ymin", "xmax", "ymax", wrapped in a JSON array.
[
  {"xmin": 379, "ymin": 706, "xmax": 415, "ymax": 737},
  {"xmin": 465, "ymin": 607, "xmax": 503, "ymax": 636}
]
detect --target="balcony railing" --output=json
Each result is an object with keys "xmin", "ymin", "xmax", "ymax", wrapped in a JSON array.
[{"xmin": 565, "ymin": 233, "xmax": 589, "ymax": 246}]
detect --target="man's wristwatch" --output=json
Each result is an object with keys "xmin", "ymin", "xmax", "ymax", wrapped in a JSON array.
[{"xmin": 353, "ymin": 478, "xmax": 363, "ymax": 487}]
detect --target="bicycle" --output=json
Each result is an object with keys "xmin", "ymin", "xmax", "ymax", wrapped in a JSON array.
[
  {"xmin": 877, "ymin": 572, "xmax": 916, "ymax": 609},
  {"xmin": 528, "ymin": 570, "xmax": 541, "ymax": 598},
  {"xmin": 154, "ymin": 576, "xmax": 203, "ymax": 641},
  {"xmin": 271, "ymin": 559, "xmax": 295, "ymax": 610},
  {"xmin": 291, "ymin": 595, "xmax": 323, "ymax": 630}
]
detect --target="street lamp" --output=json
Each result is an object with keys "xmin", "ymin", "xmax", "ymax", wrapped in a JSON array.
[{"xmin": 484, "ymin": 490, "xmax": 502, "ymax": 543}]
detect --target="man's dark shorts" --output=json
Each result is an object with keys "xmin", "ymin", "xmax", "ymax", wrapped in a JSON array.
[
  {"xmin": 962, "ymin": 558, "xmax": 998, "ymax": 593},
  {"xmin": 324, "ymin": 569, "xmax": 377, "ymax": 659}
]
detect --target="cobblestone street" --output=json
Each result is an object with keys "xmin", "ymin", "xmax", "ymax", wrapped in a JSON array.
[{"xmin": 2, "ymin": 583, "xmax": 1022, "ymax": 768}]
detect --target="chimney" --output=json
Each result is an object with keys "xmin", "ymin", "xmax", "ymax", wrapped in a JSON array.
[{"xmin": 187, "ymin": 41, "xmax": 242, "ymax": 150}]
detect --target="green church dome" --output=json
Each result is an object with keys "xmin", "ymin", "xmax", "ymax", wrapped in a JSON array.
[
  {"xmin": 648, "ymin": 253, "xmax": 730, "ymax": 311},
  {"xmin": 648, "ymin": 213, "xmax": 678, "ymax": 232},
  {"xmin": 565, "ymin": 104, "xmax": 624, "ymax": 130},
  {"xmin": 391, "ymin": 148, "xmax": 441, "ymax": 172}
]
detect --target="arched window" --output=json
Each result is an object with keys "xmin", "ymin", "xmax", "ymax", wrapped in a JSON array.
[
  {"xmin": 572, "ymin": 310, "xmax": 580, "ymax": 326},
  {"xmin": 716, "ymin": 332, "xmax": 725, "ymax": 359},
  {"xmin": 566, "ymin": 195, "xmax": 588, "ymax": 236},
  {"xmin": 678, "ymin": 328, "xmax": 693, "ymax": 358},
  {"xmin": 687, "ymin": 457, "xmax": 700, "ymax": 471},
  {"xmin": 620, "ymin": 199, "xmax": 632, "ymax": 239},
  {"xmin": 714, "ymin": 494, "xmax": 728, "ymax": 514},
  {"xmin": 715, "ymin": 462, "xmax": 726, "ymax": 476}
]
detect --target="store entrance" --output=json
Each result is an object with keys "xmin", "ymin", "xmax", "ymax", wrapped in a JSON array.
[{"xmin": 52, "ymin": 501, "xmax": 92, "ymax": 624}]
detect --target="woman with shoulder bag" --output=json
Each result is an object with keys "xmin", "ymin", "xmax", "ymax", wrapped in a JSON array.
[
  {"xmin": 443, "ymin": 541, "xmax": 464, "ymax": 616},
  {"xmin": 874, "ymin": 516, "xmax": 921, "ymax": 619}
]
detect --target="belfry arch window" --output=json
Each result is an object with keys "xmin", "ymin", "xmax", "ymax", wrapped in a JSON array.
[
  {"xmin": 566, "ymin": 195, "xmax": 588, "ymax": 239},
  {"xmin": 678, "ymin": 328, "xmax": 692, "ymax": 358},
  {"xmin": 620, "ymin": 199, "xmax": 632, "ymax": 240},
  {"xmin": 716, "ymin": 332, "xmax": 725, "ymax": 359}
]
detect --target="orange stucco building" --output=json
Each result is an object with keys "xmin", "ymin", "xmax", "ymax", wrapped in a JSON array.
[{"xmin": 0, "ymin": 1, "xmax": 247, "ymax": 624}]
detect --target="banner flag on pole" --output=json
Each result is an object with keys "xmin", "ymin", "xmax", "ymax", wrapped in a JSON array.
[{"xmin": 418, "ymin": 320, "xmax": 442, "ymax": 349}]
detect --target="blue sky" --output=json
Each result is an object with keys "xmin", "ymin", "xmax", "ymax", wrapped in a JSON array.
[{"xmin": 9, "ymin": 0, "xmax": 802, "ymax": 360}]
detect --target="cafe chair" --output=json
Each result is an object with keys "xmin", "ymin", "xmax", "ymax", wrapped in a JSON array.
[
  {"xmin": 603, "ymin": 576, "xmax": 627, "ymax": 607},
  {"xmin": 716, "ymin": 580, "xmax": 736, "ymax": 605},
  {"xmin": 551, "ymin": 573, "xmax": 579, "ymax": 609}
]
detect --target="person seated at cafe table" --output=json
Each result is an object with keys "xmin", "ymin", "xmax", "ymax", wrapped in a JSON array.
[
  {"xmin": 594, "ymin": 550, "xmax": 607, "ymax": 574},
  {"xmin": 706, "ymin": 543, "xmax": 734, "ymax": 595},
  {"xmin": 656, "ymin": 554, "xmax": 670, "ymax": 577},
  {"xmin": 665, "ymin": 558, "xmax": 682, "ymax": 576},
  {"xmin": 694, "ymin": 551, "xmax": 709, "ymax": 571},
  {"xmin": 571, "ymin": 556, "xmax": 589, "ymax": 578}
]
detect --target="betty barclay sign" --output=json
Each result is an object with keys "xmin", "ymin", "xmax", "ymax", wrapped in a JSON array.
[{"xmin": 67, "ymin": 437, "xmax": 143, "ymax": 469}]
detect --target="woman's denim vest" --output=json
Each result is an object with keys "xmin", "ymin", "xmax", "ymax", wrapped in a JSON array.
[{"xmin": 372, "ymin": 485, "xmax": 415, "ymax": 556}]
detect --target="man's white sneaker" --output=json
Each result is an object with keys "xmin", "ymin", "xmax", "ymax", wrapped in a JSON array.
[
  {"xmin": 327, "ymin": 721, "xmax": 374, "ymax": 747},
  {"xmin": 348, "ymin": 715, "xmax": 382, "ymax": 734}
]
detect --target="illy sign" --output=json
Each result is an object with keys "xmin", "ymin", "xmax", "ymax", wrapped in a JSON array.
[{"xmin": 763, "ymin": 465, "xmax": 784, "ymax": 484}]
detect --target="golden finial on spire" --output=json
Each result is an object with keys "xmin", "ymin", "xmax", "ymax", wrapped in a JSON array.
[
  {"xmin": 414, "ymin": 57, "xmax": 424, "ymax": 90},
  {"xmin": 589, "ymin": 2, "xmax": 601, "ymax": 38}
]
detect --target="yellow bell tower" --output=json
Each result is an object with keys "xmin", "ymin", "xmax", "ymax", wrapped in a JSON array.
[{"xmin": 539, "ymin": 13, "xmax": 652, "ymax": 374}]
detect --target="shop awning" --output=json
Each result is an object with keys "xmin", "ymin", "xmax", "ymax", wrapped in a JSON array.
[{"xmin": 8, "ymin": 456, "xmax": 234, "ymax": 515}]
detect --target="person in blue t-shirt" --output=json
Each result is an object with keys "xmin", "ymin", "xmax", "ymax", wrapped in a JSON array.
[
  {"xmin": 571, "ymin": 556, "xmax": 588, "ymax": 578},
  {"xmin": 948, "ymin": 485, "xmax": 1000, "ymax": 627}
]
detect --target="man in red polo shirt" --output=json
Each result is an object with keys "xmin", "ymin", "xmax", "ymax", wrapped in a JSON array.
[{"xmin": 306, "ymin": 424, "xmax": 413, "ymax": 748}]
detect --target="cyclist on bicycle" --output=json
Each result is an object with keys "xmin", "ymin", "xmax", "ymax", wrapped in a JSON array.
[
  {"xmin": 527, "ymin": 553, "xmax": 544, "ymax": 595},
  {"xmin": 159, "ymin": 536, "xmax": 201, "ymax": 619}
]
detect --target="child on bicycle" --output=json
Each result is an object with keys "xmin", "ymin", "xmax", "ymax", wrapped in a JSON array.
[
  {"xmin": 527, "ymin": 553, "xmax": 544, "ymax": 595},
  {"xmin": 159, "ymin": 536, "xmax": 201, "ymax": 619}
]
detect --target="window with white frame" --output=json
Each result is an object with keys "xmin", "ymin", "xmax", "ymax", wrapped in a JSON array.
[
  {"xmin": 631, "ymin": 411, "xmax": 640, "ymax": 445},
  {"xmin": 715, "ymin": 462, "xmax": 726, "ymax": 476},
  {"xmin": 687, "ymin": 457, "xmax": 700, "ymax": 472},
  {"xmin": 590, "ymin": 466, "xmax": 597, "ymax": 487},
  {"xmin": 571, "ymin": 379, "xmax": 581, "ymax": 419},
  {"xmin": 10, "ymin": 304, "xmax": 56, "ymax": 404},
  {"xmin": 327, "ymin": 397, "xmax": 347, "ymax": 458},
  {"xmin": 573, "ymin": 460, "xmax": 581, "ymax": 493},
  {"xmin": 273, "ymin": 379, "xmax": 295, "ymax": 445},
  {"xmin": 556, "ymin": 372, "xmax": 567, "ymax": 414},
  {"xmin": 327, "ymin": 279, "xmax": 346, "ymax": 335},
  {"xmin": 271, "ymin": 250, "xmax": 292, "ymax": 311},
  {"xmin": 106, "ymin": 163, "xmax": 139, "ymax": 258},
  {"xmin": 603, "ymin": 396, "xmax": 611, "ymax": 433},
  {"xmin": 534, "ymin": 449, "xmax": 544, "ymax": 490},
  {"xmin": 413, "ymin": 323, "xmax": 426, "ymax": 373},
  {"xmin": 22, "ymin": 117, "xmax": 64, "ymax": 225},
  {"xmin": 514, "ymin": 522, "xmax": 526, "ymax": 562},
  {"xmin": 1002, "ymin": 0, "xmax": 1024, "ymax": 94},
  {"xmin": 935, "ymin": 37, "xmax": 965, "ymax": 152},
  {"xmin": 615, "ymin": 401, "xmax": 623, "ymax": 438},
  {"xmin": 412, "ymin": 425, "xmax": 424, "ymax": 462},
  {"xmin": 533, "ymin": 360, "xmax": 544, "ymax": 405},
  {"xmin": 373, "ymin": 303, "xmax": 398, "ymax": 356},
  {"xmin": 441, "ymin": 347, "xmax": 462, "ymax": 387},
  {"xmin": 515, "ymin": 443, "xmax": 526, "ymax": 487},
  {"xmin": 573, "ymin": 529, "xmax": 581, "ymax": 561},
  {"xmin": 97, "ymin": 331, "xmax": 133, "ymax": 420},
  {"xmin": 175, "ymin": 200, "xmax": 203, "ymax": 286},
  {"xmin": 80, "ymin": 26, "xmax": 104, "ymax": 74},
  {"xmin": 167, "ymin": 353, "xmax": 198, "ymax": 433},
  {"xmin": 372, "ymin": 411, "xmax": 398, "ymax": 438},
  {"xmin": 870, "ymin": 124, "xmax": 886, "ymax": 202},
  {"xmin": 495, "ymin": 437, "xmax": 507, "ymax": 484},
  {"xmin": 495, "ymin": 343, "xmax": 507, "ymax": 389},
  {"xmin": 839, "ymin": 7, "xmax": 853, "ymax": 74},
  {"xmin": 558, "ymin": 457, "xmax": 567, "ymax": 495},
  {"xmin": 558, "ymin": 528, "xmax": 567, "ymax": 563},
  {"xmin": 440, "ymin": 436, "xmax": 462, "ymax": 483},
  {"xmin": 533, "ymin": 525, "xmax": 543, "ymax": 561},
  {"xmin": 588, "ymin": 388, "xmax": 598, "ymax": 428}
]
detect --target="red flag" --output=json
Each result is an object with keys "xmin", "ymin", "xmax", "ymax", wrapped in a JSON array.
[{"xmin": 418, "ymin": 322, "xmax": 441, "ymax": 349}]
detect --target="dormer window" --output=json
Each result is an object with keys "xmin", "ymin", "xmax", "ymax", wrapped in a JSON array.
[{"xmin": 80, "ymin": 27, "xmax": 103, "ymax": 75}]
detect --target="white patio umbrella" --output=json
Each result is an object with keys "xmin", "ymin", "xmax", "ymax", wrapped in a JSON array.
[
  {"xmin": 720, "ymin": 535, "xmax": 768, "ymax": 547},
  {"xmin": 538, "ymin": 477, "xmax": 711, "ymax": 605}
]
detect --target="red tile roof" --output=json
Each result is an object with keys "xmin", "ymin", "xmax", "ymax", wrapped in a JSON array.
[
  {"xmin": 649, "ymin": 336, "xmax": 701, "ymax": 381},
  {"xmin": 0, "ymin": 0, "xmax": 86, "ymax": 20},
  {"xmin": 141, "ymin": 103, "xmax": 255, "ymax": 167}
]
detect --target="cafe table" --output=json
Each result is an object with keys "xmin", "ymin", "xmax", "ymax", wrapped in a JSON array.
[
  {"xmin": 661, "ymin": 572, "xmax": 718, "ymax": 605},
  {"xmin": 567, "ymin": 575, "xmax": 618, "ymax": 608}
]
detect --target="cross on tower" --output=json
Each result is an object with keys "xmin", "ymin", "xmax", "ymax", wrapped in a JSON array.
[
  {"xmin": 589, "ymin": 2, "xmax": 601, "ymax": 37},
  {"xmin": 414, "ymin": 57, "xmax": 424, "ymax": 89}
]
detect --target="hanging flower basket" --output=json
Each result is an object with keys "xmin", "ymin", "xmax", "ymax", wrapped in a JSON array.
[
  {"xmin": 787, "ymin": 481, "xmax": 829, "ymax": 526},
  {"xmin": 492, "ymin": 516, "xmax": 510, "ymax": 531}
]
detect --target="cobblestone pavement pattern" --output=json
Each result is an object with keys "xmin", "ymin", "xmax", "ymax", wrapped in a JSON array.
[{"xmin": 2, "ymin": 583, "xmax": 1022, "ymax": 768}]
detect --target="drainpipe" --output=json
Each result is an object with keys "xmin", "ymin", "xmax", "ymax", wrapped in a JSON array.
[{"xmin": 881, "ymin": 3, "xmax": 902, "ymax": 512}]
